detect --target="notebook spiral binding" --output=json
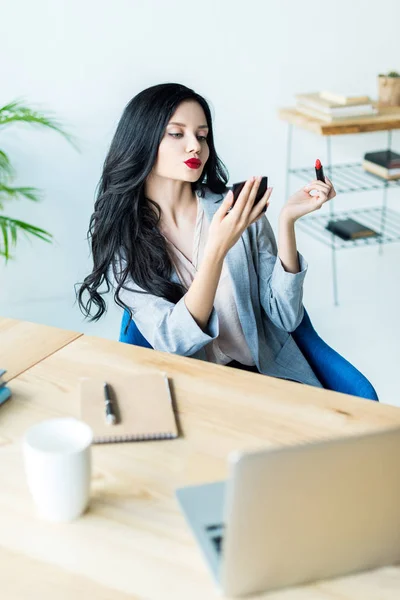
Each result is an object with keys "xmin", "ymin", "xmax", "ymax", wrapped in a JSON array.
[{"xmin": 93, "ymin": 431, "xmax": 177, "ymax": 444}]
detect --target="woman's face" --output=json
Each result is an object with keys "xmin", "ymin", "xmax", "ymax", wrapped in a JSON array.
[{"xmin": 153, "ymin": 100, "xmax": 210, "ymax": 183}]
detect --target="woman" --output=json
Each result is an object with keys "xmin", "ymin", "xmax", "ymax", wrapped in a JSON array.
[{"xmin": 77, "ymin": 82, "xmax": 336, "ymax": 387}]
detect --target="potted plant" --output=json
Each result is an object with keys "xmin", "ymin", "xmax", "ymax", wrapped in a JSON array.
[
  {"xmin": 0, "ymin": 99, "xmax": 77, "ymax": 261},
  {"xmin": 377, "ymin": 71, "xmax": 400, "ymax": 107}
]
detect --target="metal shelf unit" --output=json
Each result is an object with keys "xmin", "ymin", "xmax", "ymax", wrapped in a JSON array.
[{"xmin": 285, "ymin": 128, "xmax": 400, "ymax": 305}]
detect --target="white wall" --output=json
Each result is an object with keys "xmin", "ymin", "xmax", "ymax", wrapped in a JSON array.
[{"xmin": 1, "ymin": 0, "xmax": 400, "ymax": 401}]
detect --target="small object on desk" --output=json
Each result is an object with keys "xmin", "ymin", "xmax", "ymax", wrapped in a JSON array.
[
  {"xmin": 0, "ymin": 368, "xmax": 12, "ymax": 407},
  {"xmin": 80, "ymin": 371, "xmax": 179, "ymax": 444},
  {"xmin": 0, "ymin": 385, "xmax": 12, "ymax": 406},
  {"xmin": 23, "ymin": 417, "xmax": 92, "ymax": 522},
  {"xmin": 103, "ymin": 382, "xmax": 117, "ymax": 425},
  {"xmin": 326, "ymin": 218, "xmax": 380, "ymax": 241},
  {"xmin": 315, "ymin": 158, "xmax": 326, "ymax": 182}
]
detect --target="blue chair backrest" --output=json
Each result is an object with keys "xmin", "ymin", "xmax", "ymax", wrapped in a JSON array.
[
  {"xmin": 119, "ymin": 307, "xmax": 378, "ymax": 401},
  {"xmin": 119, "ymin": 309, "xmax": 153, "ymax": 349},
  {"xmin": 292, "ymin": 310, "xmax": 378, "ymax": 401}
]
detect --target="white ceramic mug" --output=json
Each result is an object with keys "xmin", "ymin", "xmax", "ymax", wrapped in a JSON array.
[{"xmin": 22, "ymin": 417, "xmax": 93, "ymax": 522}]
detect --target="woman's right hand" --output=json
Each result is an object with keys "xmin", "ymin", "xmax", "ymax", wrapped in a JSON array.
[{"xmin": 205, "ymin": 176, "xmax": 272, "ymax": 258}]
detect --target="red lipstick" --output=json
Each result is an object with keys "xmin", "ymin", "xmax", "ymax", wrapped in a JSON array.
[
  {"xmin": 315, "ymin": 159, "xmax": 326, "ymax": 182},
  {"xmin": 184, "ymin": 158, "xmax": 202, "ymax": 169}
]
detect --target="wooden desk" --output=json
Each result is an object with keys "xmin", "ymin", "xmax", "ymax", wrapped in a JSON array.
[
  {"xmin": 0, "ymin": 317, "xmax": 82, "ymax": 382},
  {"xmin": 1, "ymin": 332, "xmax": 400, "ymax": 599}
]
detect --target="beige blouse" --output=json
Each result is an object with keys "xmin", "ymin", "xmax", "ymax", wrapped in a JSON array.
[{"xmin": 159, "ymin": 194, "xmax": 255, "ymax": 366}]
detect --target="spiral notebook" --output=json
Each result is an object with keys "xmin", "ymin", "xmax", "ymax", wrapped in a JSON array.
[{"xmin": 79, "ymin": 371, "xmax": 179, "ymax": 444}]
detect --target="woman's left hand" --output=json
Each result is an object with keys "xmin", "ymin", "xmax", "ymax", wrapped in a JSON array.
[{"xmin": 281, "ymin": 176, "xmax": 336, "ymax": 223}]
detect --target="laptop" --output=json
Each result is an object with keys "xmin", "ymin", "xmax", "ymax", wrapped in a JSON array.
[{"xmin": 176, "ymin": 427, "xmax": 400, "ymax": 597}]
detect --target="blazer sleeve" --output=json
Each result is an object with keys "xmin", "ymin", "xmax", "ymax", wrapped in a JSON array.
[
  {"xmin": 255, "ymin": 214, "xmax": 307, "ymax": 332},
  {"xmin": 110, "ymin": 262, "xmax": 220, "ymax": 356}
]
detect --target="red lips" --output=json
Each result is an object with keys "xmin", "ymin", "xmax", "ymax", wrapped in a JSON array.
[{"xmin": 184, "ymin": 159, "xmax": 202, "ymax": 169}]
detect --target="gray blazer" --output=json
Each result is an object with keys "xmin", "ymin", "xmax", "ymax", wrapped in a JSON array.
[{"xmin": 117, "ymin": 186, "xmax": 323, "ymax": 388}]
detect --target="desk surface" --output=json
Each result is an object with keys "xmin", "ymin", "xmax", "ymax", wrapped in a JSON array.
[
  {"xmin": 2, "ymin": 330, "xmax": 400, "ymax": 599},
  {"xmin": 0, "ymin": 316, "xmax": 82, "ymax": 381},
  {"xmin": 278, "ymin": 106, "xmax": 400, "ymax": 136}
]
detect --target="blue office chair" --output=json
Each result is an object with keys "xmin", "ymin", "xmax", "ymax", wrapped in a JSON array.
[
  {"xmin": 120, "ymin": 309, "xmax": 153, "ymax": 349},
  {"xmin": 291, "ymin": 310, "xmax": 378, "ymax": 401},
  {"xmin": 119, "ymin": 308, "xmax": 379, "ymax": 401}
]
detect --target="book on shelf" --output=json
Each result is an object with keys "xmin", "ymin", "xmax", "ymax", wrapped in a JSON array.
[
  {"xmin": 296, "ymin": 91, "xmax": 375, "ymax": 113},
  {"xmin": 326, "ymin": 218, "xmax": 380, "ymax": 241},
  {"xmin": 363, "ymin": 161, "xmax": 400, "ymax": 180},
  {"xmin": 296, "ymin": 104, "xmax": 378, "ymax": 122},
  {"xmin": 320, "ymin": 91, "xmax": 371, "ymax": 106},
  {"xmin": 295, "ymin": 92, "xmax": 377, "ymax": 122},
  {"xmin": 362, "ymin": 149, "xmax": 400, "ymax": 180},
  {"xmin": 364, "ymin": 150, "xmax": 400, "ymax": 168}
]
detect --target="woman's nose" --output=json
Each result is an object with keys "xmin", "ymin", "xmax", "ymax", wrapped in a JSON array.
[{"xmin": 186, "ymin": 136, "xmax": 201, "ymax": 153}]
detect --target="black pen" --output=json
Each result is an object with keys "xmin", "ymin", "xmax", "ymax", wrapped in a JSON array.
[{"xmin": 103, "ymin": 382, "xmax": 117, "ymax": 425}]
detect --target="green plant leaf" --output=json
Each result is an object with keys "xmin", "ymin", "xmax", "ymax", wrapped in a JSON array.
[
  {"xmin": 0, "ymin": 150, "xmax": 14, "ymax": 181},
  {"xmin": 0, "ymin": 99, "xmax": 80, "ymax": 151},
  {"xmin": 0, "ymin": 97, "xmax": 80, "ymax": 260},
  {"xmin": 0, "ymin": 219, "xmax": 9, "ymax": 259},
  {"xmin": 0, "ymin": 215, "xmax": 53, "ymax": 261},
  {"xmin": 0, "ymin": 183, "xmax": 43, "ymax": 203}
]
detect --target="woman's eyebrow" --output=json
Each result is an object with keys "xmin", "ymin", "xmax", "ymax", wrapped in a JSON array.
[{"xmin": 168, "ymin": 121, "xmax": 209, "ymax": 129}]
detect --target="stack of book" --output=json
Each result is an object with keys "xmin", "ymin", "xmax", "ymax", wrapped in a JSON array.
[
  {"xmin": 295, "ymin": 91, "xmax": 378, "ymax": 122},
  {"xmin": 0, "ymin": 369, "xmax": 12, "ymax": 406},
  {"xmin": 362, "ymin": 149, "xmax": 400, "ymax": 180}
]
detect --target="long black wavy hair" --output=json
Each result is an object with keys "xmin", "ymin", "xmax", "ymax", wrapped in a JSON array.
[{"xmin": 76, "ymin": 83, "xmax": 230, "ymax": 324}]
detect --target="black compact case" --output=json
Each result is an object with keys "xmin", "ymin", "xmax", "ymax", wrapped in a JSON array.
[{"xmin": 231, "ymin": 176, "xmax": 268, "ymax": 212}]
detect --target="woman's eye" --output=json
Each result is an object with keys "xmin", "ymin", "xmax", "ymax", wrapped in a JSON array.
[{"xmin": 169, "ymin": 133, "xmax": 207, "ymax": 141}]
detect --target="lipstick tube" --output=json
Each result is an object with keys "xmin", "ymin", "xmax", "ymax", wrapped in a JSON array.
[{"xmin": 315, "ymin": 159, "xmax": 326, "ymax": 183}]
